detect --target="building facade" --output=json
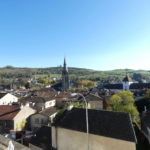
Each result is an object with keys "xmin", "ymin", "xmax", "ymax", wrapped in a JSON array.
[{"xmin": 104, "ymin": 74, "xmax": 150, "ymax": 91}]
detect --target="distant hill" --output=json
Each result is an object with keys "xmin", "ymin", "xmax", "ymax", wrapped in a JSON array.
[{"xmin": 0, "ymin": 67, "xmax": 150, "ymax": 79}]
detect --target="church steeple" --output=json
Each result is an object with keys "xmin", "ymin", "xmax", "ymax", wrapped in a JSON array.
[
  {"xmin": 62, "ymin": 57, "xmax": 70, "ymax": 91},
  {"xmin": 63, "ymin": 57, "xmax": 68, "ymax": 72}
]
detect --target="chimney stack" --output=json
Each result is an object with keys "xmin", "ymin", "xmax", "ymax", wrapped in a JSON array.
[
  {"xmin": 142, "ymin": 111, "xmax": 146, "ymax": 118},
  {"xmin": 67, "ymin": 102, "xmax": 73, "ymax": 111},
  {"xmin": 144, "ymin": 106, "xmax": 147, "ymax": 111},
  {"xmin": 20, "ymin": 103, "xmax": 23, "ymax": 110},
  {"xmin": 142, "ymin": 106, "xmax": 147, "ymax": 118},
  {"xmin": 26, "ymin": 101, "xmax": 29, "ymax": 107}
]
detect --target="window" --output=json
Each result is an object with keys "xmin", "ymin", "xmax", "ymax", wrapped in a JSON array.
[
  {"xmin": 5, "ymin": 121, "xmax": 10, "ymax": 128},
  {"xmin": 35, "ymin": 118, "xmax": 39, "ymax": 123}
]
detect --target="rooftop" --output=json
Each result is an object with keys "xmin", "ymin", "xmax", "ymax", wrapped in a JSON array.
[
  {"xmin": 0, "ymin": 134, "xmax": 32, "ymax": 150},
  {"xmin": 0, "ymin": 105, "xmax": 20, "ymax": 120},
  {"xmin": 39, "ymin": 106, "xmax": 57, "ymax": 116},
  {"xmin": 19, "ymin": 90, "xmax": 58, "ymax": 104},
  {"xmin": 29, "ymin": 126, "xmax": 52, "ymax": 150},
  {"xmin": 57, "ymin": 108, "xmax": 137, "ymax": 143},
  {"xmin": 123, "ymin": 74, "xmax": 133, "ymax": 82}
]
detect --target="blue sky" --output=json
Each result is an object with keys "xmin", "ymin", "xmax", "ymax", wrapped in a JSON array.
[{"xmin": 0, "ymin": 0, "xmax": 150, "ymax": 71}]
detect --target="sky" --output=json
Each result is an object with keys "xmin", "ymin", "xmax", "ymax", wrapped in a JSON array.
[{"xmin": 0, "ymin": 0, "xmax": 150, "ymax": 71}]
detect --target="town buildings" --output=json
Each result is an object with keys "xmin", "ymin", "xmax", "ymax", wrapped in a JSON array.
[{"xmin": 104, "ymin": 73, "xmax": 150, "ymax": 91}]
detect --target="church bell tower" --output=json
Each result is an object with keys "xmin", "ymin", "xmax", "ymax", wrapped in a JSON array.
[{"xmin": 62, "ymin": 57, "xmax": 70, "ymax": 91}]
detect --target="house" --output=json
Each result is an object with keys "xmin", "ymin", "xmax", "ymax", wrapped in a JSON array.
[
  {"xmin": 140, "ymin": 108, "xmax": 150, "ymax": 143},
  {"xmin": 29, "ymin": 125, "xmax": 51, "ymax": 150},
  {"xmin": 104, "ymin": 74, "xmax": 150, "ymax": 91},
  {"xmin": 79, "ymin": 93, "xmax": 104, "ymax": 110},
  {"xmin": 0, "ymin": 103, "xmax": 35, "ymax": 134},
  {"xmin": 0, "ymin": 93, "xmax": 18, "ymax": 105},
  {"xmin": 0, "ymin": 134, "xmax": 32, "ymax": 150},
  {"xmin": 52, "ymin": 108, "xmax": 137, "ymax": 150},
  {"xmin": 30, "ymin": 106, "xmax": 57, "ymax": 131},
  {"xmin": 19, "ymin": 90, "xmax": 58, "ymax": 112},
  {"xmin": 141, "ymin": 79, "xmax": 147, "ymax": 83},
  {"xmin": 17, "ymin": 89, "xmax": 30, "ymax": 96},
  {"xmin": 45, "ymin": 84, "xmax": 51, "ymax": 88},
  {"xmin": 55, "ymin": 92, "xmax": 78, "ymax": 107}
]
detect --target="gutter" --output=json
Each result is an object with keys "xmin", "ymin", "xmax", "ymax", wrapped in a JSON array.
[{"xmin": 129, "ymin": 113, "xmax": 137, "ymax": 143}]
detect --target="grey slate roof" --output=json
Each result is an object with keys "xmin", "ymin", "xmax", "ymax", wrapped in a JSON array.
[
  {"xmin": 104, "ymin": 84, "xmax": 123, "ymax": 89},
  {"xmin": 19, "ymin": 91, "xmax": 57, "ymax": 104},
  {"xmin": 130, "ymin": 83, "xmax": 150, "ymax": 89},
  {"xmin": 29, "ymin": 126, "xmax": 51, "ymax": 150},
  {"xmin": 57, "ymin": 108, "xmax": 137, "ymax": 143},
  {"xmin": 39, "ymin": 106, "xmax": 57, "ymax": 116}
]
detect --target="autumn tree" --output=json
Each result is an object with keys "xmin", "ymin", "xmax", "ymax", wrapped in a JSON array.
[
  {"xmin": 145, "ymin": 89, "xmax": 150, "ymax": 98},
  {"xmin": 107, "ymin": 91, "xmax": 139, "ymax": 122},
  {"xmin": 77, "ymin": 80, "xmax": 96, "ymax": 88}
]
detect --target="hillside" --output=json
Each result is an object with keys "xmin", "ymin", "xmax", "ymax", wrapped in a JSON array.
[{"xmin": 0, "ymin": 67, "xmax": 150, "ymax": 80}]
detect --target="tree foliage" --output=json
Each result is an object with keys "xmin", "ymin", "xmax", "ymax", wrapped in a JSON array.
[
  {"xmin": 16, "ymin": 119, "xmax": 27, "ymax": 130},
  {"xmin": 77, "ymin": 80, "xmax": 96, "ymax": 88},
  {"xmin": 145, "ymin": 89, "xmax": 150, "ymax": 98},
  {"xmin": 107, "ymin": 91, "xmax": 139, "ymax": 122},
  {"xmin": 135, "ymin": 98, "xmax": 150, "ymax": 113},
  {"xmin": 38, "ymin": 78, "xmax": 51, "ymax": 84}
]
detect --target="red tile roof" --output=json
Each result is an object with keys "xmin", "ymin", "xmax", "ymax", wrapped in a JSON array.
[{"xmin": 0, "ymin": 105, "xmax": 20, "ymax": 120}]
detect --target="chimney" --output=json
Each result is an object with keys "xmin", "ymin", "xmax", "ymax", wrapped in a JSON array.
[
  {"xmin": 142, "ymin": 111, "xmax": 146, "ymax": 118},
  {"xmin": 67, "ymin": 102, "xmax": 73, "ymax": 111},
  {"xmin": 41, "ymin": 106, "xmax": 44, "ymax": 111},
  {"xmin": 37, "ymin": 91, "xmax": 39, "ymax": 96},
  {"xmin": 144, "ymin": 106, "xmax": 147, "ymax": 111},
  {"xmin": 26, "ymin": 101, "xmax": 29, "ymax": 107},
  {"xmin": 142, "ymin": 106, "xmax": 147, "ymax": 118},
  {"xmin": 20, "ymin": 103, "xmax": 23, "ymax": 110},
  {"xmin": 53, "ymin": 118, "xmax": 56, "ymax": 123}
]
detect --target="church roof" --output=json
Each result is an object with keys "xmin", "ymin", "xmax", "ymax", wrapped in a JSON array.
[
  {"xmin": 130, "ymin": 83, "xmax": 150, "ymax": 89},
  {"xmin": 104, "ymin": 84, "xmax": 123, "ymax": 89},
  {"xmin": 123, "ymin": 74, "xmax": 132, "ymax": 82}
]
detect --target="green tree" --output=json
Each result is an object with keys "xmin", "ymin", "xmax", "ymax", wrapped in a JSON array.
[
  {"xmin": 107, "ymin": 91, "xmax": 139, "ymax": 122},
  {"xmin": 25, "ymin": 82, "xmax": 32, "ymax": 89}
]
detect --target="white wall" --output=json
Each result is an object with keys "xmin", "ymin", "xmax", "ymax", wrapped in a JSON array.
[
  {"xmin": 45, "ymin": 99, "xmax": 56, "ymax": 108},
  {"xmin": 0, "ymin": 93, "xmax": 18, "ymax": 105},
  {"xmin": 53, "ymin": 127, "xmax": 136, "ymax": 150},
  {"xmin": 123, "ymin": 82, "xmax": 133, "ymax": 91},
  {"xmin": 30, "ymin": 114, "xmax": 48, "ymax": 131}
]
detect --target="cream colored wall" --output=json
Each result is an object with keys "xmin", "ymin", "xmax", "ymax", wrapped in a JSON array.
[
  {"xmin": 56, "ymin": 128, "xmax": 136, "ymax": 150},
  {"xmin": 89, "ymin": 101, "xmax": 103, "ymax": 110},
  {"xmin": 29, "ymin": 143, "xmax": 44, "ymax": 150},
  {"xmin": 30, "ymin": 114, "xmax": 48, "ymax": 131},
  {"xmin": 52, "ymin": 126, "xmax": 57, "ymax": 148},
  {"xmin": 0, "ymin": 93, "xmax": 18, "ymax": 105},
  {"xmin": 13, "ymin": 106, "xmax": 35, "ymax": 130}
]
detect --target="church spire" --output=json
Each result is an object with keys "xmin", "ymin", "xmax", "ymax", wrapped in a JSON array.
[{"xmin": 63, "ymin": 57, "xmax": 68, "ymax": 72}]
